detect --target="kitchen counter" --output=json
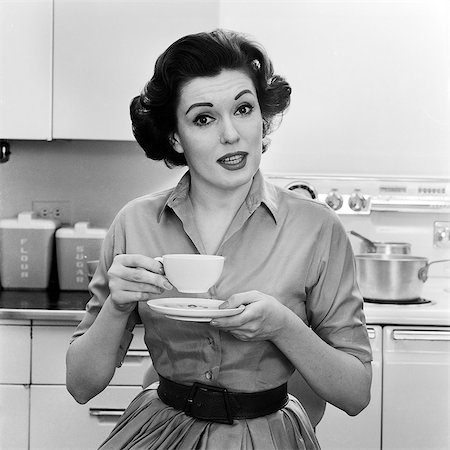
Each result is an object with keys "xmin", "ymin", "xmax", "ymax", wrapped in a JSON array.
[
  {"xmin": 1, "ymin": 277, "xmax": 449, "ymax": 325},
  {"xmin": 0, "ymin": 289, "xmax": 89, "ymax": 321}
]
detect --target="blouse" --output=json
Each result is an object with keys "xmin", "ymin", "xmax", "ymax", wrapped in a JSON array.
[{"xmin": 71, "ymin": 170, "xmax": 372, "ymax": 426}]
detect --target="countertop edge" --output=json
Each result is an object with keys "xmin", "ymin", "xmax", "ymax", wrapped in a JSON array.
[{"xmin": 0, "ymin": 309, "xmax": 85, "ymax": 322}]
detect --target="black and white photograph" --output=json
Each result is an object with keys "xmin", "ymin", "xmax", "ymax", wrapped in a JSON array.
[{"xmin": 0, "ymin": 1, "xmax": 449, "ymax": 449}]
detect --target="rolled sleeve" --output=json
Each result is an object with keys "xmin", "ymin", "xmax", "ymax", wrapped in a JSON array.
[
  {"xmin": 306, "ymin": 214, "xmax": 372, "ymax": 364},
  {"xmin": 69, "ymin": 218, "xmax": 139, "ymax": 367}
]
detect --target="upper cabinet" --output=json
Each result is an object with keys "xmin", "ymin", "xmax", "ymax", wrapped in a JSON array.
[
  {"xmin": 0, "ymin": 0, "xmax": 53, "ymax": 140},
  {"xmin": 52, "ymin": 0, "xmax": 219, "ymax": 140}
]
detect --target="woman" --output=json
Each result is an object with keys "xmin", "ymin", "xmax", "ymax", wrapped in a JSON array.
[{"xmin": 66, "ymin": 29, "xmax": 372, "ymax": 449}]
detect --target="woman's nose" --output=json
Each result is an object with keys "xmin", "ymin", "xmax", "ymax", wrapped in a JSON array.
[{"xmin": 219, "ymin": 118, "xmax": 240, "ymax": 144}]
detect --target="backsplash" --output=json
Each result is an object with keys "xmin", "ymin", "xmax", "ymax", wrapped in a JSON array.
[
  {"xmin": 1, "ymin": 138, "xmax": 449, "ymax": 231},
  {"xmin": 0, "ymin": 140, "xmax": 184, "ymax": 229}
]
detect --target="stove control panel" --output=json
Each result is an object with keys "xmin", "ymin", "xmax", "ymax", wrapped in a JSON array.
[{"xmin": 270, "ymin": 175, "xmax": 450, "ymax": 215}]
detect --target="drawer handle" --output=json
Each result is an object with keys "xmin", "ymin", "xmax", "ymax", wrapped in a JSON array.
[
  {"xmin": 392, "ymin": 330, "xmax": 450, "ymax": 341},
  {"xmin": 367, "ymin": 328, "xmax": 376, "ymax": 339},
  {"xmin": 125, "ymin": 350, "xmax": 149, "ymax": 358},
  {"xmin": 89, "ymin": 408, "xmax": 125, "ymax": 418}
]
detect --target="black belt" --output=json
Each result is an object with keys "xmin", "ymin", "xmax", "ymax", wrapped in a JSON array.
[{"xmin": 157, "ymin": 375, "xmax": 289, "ymax": 424}]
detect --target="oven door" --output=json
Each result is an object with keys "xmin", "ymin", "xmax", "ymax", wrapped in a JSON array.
[{"xmin": 382, "ymin": 326, "xmax": 450, "ymax": 450}]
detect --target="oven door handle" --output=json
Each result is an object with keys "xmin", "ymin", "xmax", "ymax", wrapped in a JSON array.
[{"xmin": 392, "ymin": 330, "xmax": 450, "ymax": 341}]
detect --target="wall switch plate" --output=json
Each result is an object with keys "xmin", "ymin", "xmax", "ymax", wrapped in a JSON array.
[
  {"xmin": 32, "ymin": 200, "xmax": 71, "ymax": 224},
  {"xmin": 433, "ymin": 221, "xmax": 450, "ymax": 248}
]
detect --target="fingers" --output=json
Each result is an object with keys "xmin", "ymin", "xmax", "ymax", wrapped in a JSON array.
[
  {"xmin": 219, "ymin": 290, "xmax": 262, "ymax": 309},
  {"xmin": 108, "ymin": 254, "xmax": 173, "ymax": 306}
]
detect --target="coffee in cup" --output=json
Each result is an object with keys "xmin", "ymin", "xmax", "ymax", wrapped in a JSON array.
[{"xmin": 155, "ymin": 254, "xmax": 224, "ymax": 293}]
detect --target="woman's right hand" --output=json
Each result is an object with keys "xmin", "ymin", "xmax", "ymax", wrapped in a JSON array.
[{"xmin": 107, "ymin": 254, "xmax": 173, "ymax": 312}]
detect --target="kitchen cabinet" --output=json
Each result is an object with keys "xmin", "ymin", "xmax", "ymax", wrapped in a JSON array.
[
  {"xmin": 382, "ymin": 326, "xmax": 450, "ymax": 450},
  {"xmin": 0, "ymin": 385, "xmax": 29, "ymax": 450},
  {"xmin": 52, "ymin": 0, "xmax": 219, "ymax": 140},
  {"xmin": 30, "ymin": 385, "xmax": 141, "ymax": 450},
  {"xmin": 316, "ymin": 326, "xmax": 382, "ymax": 450},
  {"xmin": 0, "ymin": 322, "xmax": 31, "ymax": 450},
  {"xmin": 29, "ymin": 322, "xmax": 153, "ymax": 449},
  {"xmin": 0, "ymin": 0, "xmax": 52, "ymax": 140}
]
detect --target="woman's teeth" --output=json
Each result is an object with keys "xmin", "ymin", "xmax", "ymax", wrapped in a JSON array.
[{"xmin": 222, "ymin": 154, "xmax": 244, "ymax": 164}]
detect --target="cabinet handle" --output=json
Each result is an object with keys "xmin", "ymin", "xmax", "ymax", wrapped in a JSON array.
[
  {"xmin": 89, "ymin": 408, "xmax": 125, "ymax": 418},
  {"xmin": 125, "ymin": 350, "xmax": 149, "ymax": 358},
  {"xmin": 367, "ymin": 328, "xmax": 376, "ymax": 339},
  {"xmin": 392, "ymin": 330, "xmax": 450, "ymax": 341}
]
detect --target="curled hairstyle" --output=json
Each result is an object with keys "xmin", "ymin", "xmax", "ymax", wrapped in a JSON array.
[{"xmin": 130, "ymin": 29, "xmax": 291, "ymax": 167}]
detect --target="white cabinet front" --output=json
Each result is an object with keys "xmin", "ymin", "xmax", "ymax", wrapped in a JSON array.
[
  {"xmin": 0, "ymin": 324, "xmax": 31, "ymax": 384},
  {"xmin": 382, "ymin": 326, "xmax": 450, "ymax": 450},
  {"xmin": 32, "ymin": 324, "xmax": 152, "ymax": 386},
  {"xmin": 30, "ymin": 385, "xmax": 141, "ymax": 450},
  {"xmin": 0, "ymin": 0, "xmax": 52, "ymax": 140},
  {"xmin": 0, "ymin": 385, "xmax": 29, "ymax": 450},
  {"xmin": 52, "ymin": 0, "xmax": 219, "ymax": 140}
]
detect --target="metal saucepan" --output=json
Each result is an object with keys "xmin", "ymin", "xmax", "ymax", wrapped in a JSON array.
[
  {"xmin": 350, "ymin": 230, "xmax": 411, "ymax": 255},
  {"xmin": 355, "ymin": 254, "xmax": 450, "ymax": 301}
]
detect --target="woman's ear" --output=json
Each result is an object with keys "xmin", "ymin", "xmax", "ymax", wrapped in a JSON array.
[{"xmin": 170, "ymin": 132, "xmax": 184, "ymax": 154}]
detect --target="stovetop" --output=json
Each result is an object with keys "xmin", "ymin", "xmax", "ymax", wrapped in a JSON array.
[{"xmin": 362, "ymin": 277, "xmax": 450, "ymax": 326}]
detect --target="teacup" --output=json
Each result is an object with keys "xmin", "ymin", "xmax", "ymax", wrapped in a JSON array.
[{"xmin": 155, "ymin": 254, "xmax": 225, "ymax": 293}]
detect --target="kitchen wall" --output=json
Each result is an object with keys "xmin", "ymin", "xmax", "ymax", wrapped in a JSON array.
[
  {"xmin": 0, "ymin": 0, "xmax": 448, "ymax": 229},
  {"xmin": 0, "ymin": 140, "xmax": 185, "ymax": 228}
]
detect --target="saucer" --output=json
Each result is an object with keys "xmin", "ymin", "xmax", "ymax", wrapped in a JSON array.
[{"xmin": 147, "ymin": 298, "xmax": 245, "ymax": 322}]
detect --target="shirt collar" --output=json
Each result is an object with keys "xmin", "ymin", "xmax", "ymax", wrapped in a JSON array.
[{"xmin": 158, "ymin": 170, "xmax": 279, "ymax": 223}]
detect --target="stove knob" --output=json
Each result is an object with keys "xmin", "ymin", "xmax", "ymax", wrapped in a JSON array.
[
  {"xmin": 286, "ymin": 181, "xmax": 317, "ymax": 199},
  {"xmin": 348, "ymin": 190, "xmax": 367, "ymax": 211},
  {"xmin": 325, "ymin": 189, "xmax": 343, "ymax": 210}
]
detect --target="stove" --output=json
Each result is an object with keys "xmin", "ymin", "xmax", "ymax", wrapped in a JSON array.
[{"xmin": 266, "ymin": 173, "xmax": 450, "ymax": 326}]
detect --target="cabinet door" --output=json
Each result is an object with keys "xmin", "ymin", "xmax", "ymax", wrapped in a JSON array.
[
  {"xmin": 53, "ymin": 0, "xmax": 219, "ymax": 140},
  {"xmin": 0, "ymin": 325, "xmax": 31, "ymax": 384},
  {"xmin": 382, "ymin": 326, "xmax": 450, "ymax": 450},
  {"xmin": 0, "ymin": 385, "xmax": 29, "ymax": 450},
  {"xmin": 315, "ymin": 326, "xmax": 382, "ymax": 450},
  {"xmin": 30, "ymin": 385, "xmax": 141, "ymax": 450},
  {"xmin": 0, "ymin": 0, "xmax": 52, "ymax": 140},
  {"xmin": 32, "ymin": 324, "xmax": 152, "ymax": 386}
]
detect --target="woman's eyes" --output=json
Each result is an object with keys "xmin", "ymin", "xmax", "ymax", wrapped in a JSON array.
[
  {"xmin": 193, "ymin": 114, "xmax": 214, "ymax": 126},
  {"xmin": 235, "ymin": 103, "xmax": 254, "ymax": 116},
  {"xmin": 192, "ymin": 103, "xmax": 254, "ymax": 127}
]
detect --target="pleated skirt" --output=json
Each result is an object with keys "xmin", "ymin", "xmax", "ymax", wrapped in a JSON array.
[{"xmin": 98, "ymin": 386, "xmax": 321, "ymax": 450}]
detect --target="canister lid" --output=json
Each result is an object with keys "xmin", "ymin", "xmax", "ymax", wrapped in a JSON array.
[
  {"xmin": 55, "ymin": 221, "xmax": 107, "ymax": 238},
  {"xmin": 0, "ymin": 211, "xmax": 59, "ymax": 229}
]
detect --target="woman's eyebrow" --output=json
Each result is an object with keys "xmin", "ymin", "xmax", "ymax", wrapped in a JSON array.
[
  {"xmin": 235, "ymin": 89, "xmax": 254, "ymax": 100},
  {"xmin": 185, "ymin": 89, "xmax": 254, "ymax": 115},
  {"xmin": 185, "ymin": 102, "xmax": 213, "ymax": 115}
]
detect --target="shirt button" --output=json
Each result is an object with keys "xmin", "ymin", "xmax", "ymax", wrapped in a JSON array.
[{"xmin": 205, "ymin": 370, "xmax": 212, "ymax": 380}]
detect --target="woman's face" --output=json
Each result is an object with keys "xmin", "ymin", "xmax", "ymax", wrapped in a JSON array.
[{"xmin": 172, "ymin": 69, "xmax": 263, "ymax": 193}]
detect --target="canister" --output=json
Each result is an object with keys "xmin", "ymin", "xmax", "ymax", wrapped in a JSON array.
[
  {"xmin": 56, "ymin": 221, "xmax": 107, "ymax": 290},
  {"xmin": 0, "ymin": 211, "xmax": 59, "ymax": 289}
]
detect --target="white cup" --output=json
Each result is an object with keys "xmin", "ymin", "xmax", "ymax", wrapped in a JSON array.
[{"xmin": 155, "ymin": 254, "xmax": 225, "ymax": 293}]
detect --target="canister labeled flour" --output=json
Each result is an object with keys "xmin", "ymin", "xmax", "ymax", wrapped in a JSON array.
[
  {"xmin": 0, "ymin": 212, "xmax": 59, "ymax": 289},
  {"xmin": 56, "ymin": 222, "xmax": 107, "ymax": 290}
]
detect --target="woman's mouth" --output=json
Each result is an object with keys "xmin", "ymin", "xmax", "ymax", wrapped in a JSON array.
[{"xmin": 217, "ymin": 152, "xmax": 248, "ymax": 171}]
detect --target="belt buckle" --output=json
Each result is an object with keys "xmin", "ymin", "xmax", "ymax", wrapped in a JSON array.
[{"xmin": 184, "ymin": 382, "xmax": 234, "ymax": 425}]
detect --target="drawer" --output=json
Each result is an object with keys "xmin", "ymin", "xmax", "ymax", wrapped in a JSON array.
[
  {"xmin": 30, "ymin": 385, "xmax": 141, "ymax": 450},
  {"xmin": 32, "ymin": 324, "xmax": 152, "ymax": 385},
  {"xmin": 0, "ymin": 325, "xmax": 31, "ymax": 383}
]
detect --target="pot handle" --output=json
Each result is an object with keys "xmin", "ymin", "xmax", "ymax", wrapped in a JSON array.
[{"xmin": 418, "ymin": 259, "xmax": 450, "ymax": 282}]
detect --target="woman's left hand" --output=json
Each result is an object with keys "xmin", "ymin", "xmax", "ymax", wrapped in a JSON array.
[{"xmin": 210, "ymin": 291, "xmax": 291, "ymax": 342}]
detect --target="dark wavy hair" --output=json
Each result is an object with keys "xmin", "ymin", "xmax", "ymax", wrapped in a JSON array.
[{"xmin": 130, "ymin": 29, "xmax": 291, "ymax": 167}]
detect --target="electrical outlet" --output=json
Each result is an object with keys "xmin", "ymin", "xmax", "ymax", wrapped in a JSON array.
[{"xmin": 32, "ymin": 200, "xmax": 71, "ymax": 224}]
